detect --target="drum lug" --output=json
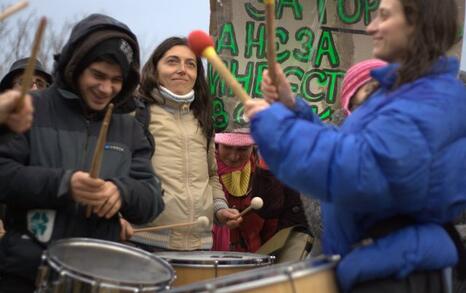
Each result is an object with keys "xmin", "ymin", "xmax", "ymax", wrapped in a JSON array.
[
  {"xmin": 206, "ymin": 283, "xmax": 217, "ymax": 293},
  {"xmin": 52, "ymin": 272, "xmax": 66, "ymax": 293},
  {"xmin": 35, "ymin": 264, "xmax": 49, "ymax": 290},
  {"xmin": 91, "ymin": 281, "xmax": 101, "ymax": 293},
  {"xmin": 285, "ymin": 266, "xmax": 299, "ymax": 293},
  {"xmin": 214, "ymin": 260, "xmax": 219, "ymax": 278}
]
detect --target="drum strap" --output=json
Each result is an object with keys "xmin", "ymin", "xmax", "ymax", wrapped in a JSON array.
[
  {"xmin": 363, "ymin": 216, "xmax": 466, "ymax": 280},
  {"xmin": 443, "ymin": 223, "xmax": 466, "ymax": 280},
  {"xmin": 365, "ymin": 215, "xmax": 414, "ymax": 239}
]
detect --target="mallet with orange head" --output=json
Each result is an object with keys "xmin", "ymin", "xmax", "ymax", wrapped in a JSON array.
[{"xmin": 188, "ymin": 30, "xmax": 252, "ymax": 104}]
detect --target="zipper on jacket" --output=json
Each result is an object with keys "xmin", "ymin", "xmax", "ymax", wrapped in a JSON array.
[{"xmin": 177, "ymin": 111, "xmax": 195, "ymax": 248}]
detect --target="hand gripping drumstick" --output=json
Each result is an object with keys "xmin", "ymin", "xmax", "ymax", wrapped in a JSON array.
[
  {"xmin": 188, "ymin": 30, "xmax": 252, "ymax": 104},
  {"xmin": 0, "ymin": 0, "xmax": 28, "ymax": 21},
  {"xmin": 16, "ymin": 17, "xmax": 47, "ymax": 111},
  {"xmin": 265, "ymin": 0, "xmax": 278, "ymax": 88},
  {"xmin": 85, "ymin": 104, "xmax": 114, "ymax": 217},
  {"xmin": 133, "ymin": 216, "xmax": 210, "ymax": 233},
  {"xmin": 235, "ymin": 197, "xmax": 264, "ymax": 219}
]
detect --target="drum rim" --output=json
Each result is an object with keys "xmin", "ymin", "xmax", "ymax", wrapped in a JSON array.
[
  {"xmin": 167, "ymin": 255, "xmax": 340, "ymax": 293},
  {"xmin": 43, "ymin": 238, "xmax": 175, "ymax": 288},
  {"xmin": 155, "ymin": 251, "xmax": 275, "ymax": 267}
]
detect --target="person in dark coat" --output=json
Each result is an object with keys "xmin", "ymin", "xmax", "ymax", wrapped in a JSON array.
[
  {"xmin": 0, "ymin": 14, "xmax": 164, "ymax": 292},
  {"xmin": 0, "ymin": 57, "xmax": 52, "ymax": 92},
  {"xmin": 0, "ymin": 57, "xmax": 51, "ymax": 235}
]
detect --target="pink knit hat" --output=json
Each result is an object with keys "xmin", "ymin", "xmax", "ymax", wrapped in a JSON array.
[
  {"xmin": 215, "ymin": 128, "xmax": 255, "ymax": 146},
  {"xmin": 340, "ymin": 59, "xmax": 387, "ymax": 115}
]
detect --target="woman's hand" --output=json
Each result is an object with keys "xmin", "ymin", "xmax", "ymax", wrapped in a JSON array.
[
  {"xmin": 119, "ymin": 217, "xmax": 134, "ymax": 241},
  {"xmin": 244, "ymin": 99, "xmax": 270, "ymax": 120},
  {"xmin": 261, "ymin": 63, "xmax": 295, "ymax": 107},
  {"xmin": 216, "ymin": 208, "xmax": 243, "ymax": 229}
]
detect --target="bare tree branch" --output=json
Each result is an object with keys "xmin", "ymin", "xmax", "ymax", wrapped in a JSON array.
[{"xmin": 0, "ymin": 10, "xmax": 78, "ymax": 80}]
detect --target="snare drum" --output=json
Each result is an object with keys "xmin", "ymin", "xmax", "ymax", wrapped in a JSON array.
[
  {"xmin": 154, "ymin": 251, "xmax": 274, "ymax": 287},
  {"xmin": 166, "ymin": 255, "xmax": 340, "ymax": 293},
  {"xmin": 35, "ymin": 238, "xmax": 174, "ymax": 292}
]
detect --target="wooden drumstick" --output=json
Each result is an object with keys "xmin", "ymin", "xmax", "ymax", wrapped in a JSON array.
[
  {"xmin": 265, "ymin": 0, "xmax": 278, "ymax": 88},
  {"xmin": 85, "ymin": 104, "xmax": 114, "ymax": 217},
  {"xmin": 236, "ymin": 197, "xmax": 263, "ymax": 219},
  {"xmin": 0, "ymin": 0, "xmax": 28, "ymax": 21},
  {"xmin": 188, "ymin": 30, "xmax": 252, "ymax": 104},
  {"xmin": 16, "ymin": 17, "xmax": 47, "ymax": 111},
  {"xmin": 89, "ymin": 103, "xmax": 114, "ymax": 178},
  {"xmin": 133, "ymin": 216, "xmax": 210, "ymax": 233}
]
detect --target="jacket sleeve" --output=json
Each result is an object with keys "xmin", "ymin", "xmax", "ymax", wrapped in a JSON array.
[
  {"xmin": 208, "ymin": 136, "xmax": 226, "ymax": 201},
  {"xmin": 112, "ymin": 119, "xmax": 164, "ymax": 225},
  {"xmin": 292, "ymin": 97, "xmax": 326, "ymax": 124},
  {"xmin": 207, "ymin": 136, "xmax": 229, "ymax": 214},
  {"xmin": 0, "ymin": 126, "xmax": 15, "ymax": 144},
  {"xmin": 250, "ymin": 99, "xmax": 431, "ymax": 213},
  {"xmin": 0, "ymin": 133, "xmax": 70, "ymax": 208}
]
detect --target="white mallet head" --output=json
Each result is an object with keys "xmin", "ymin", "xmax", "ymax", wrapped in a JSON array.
[
  {"xmin": 196, "ymin": 216, "xmax": 210, "ymax": 228},
  {"xmin": 250, "ymin": 197, "xmax": 264, "ymax": 210}
]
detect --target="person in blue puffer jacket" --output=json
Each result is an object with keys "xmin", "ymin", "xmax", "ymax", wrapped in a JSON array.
[{"xmin": 244, "ymin": 0, "xmax": 466, "ymax": 292}]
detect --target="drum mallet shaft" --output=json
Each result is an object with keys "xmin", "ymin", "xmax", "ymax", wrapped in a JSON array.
[
  {"xmin": 0, "ymin": 0, "xmax": 28, "ymax": 21},
  {"xmin": 134, "ymin": 216, "xmax": 210, "ymax": 233},
  {"xmin": 235, "ymin": 197, "xmax": 263, "ymax": 219},
  {"xmin": 85, "ymin": 104, "xmax": 114, "ymax": 217},
  {"xmin": 265, "ymin": 0, "xmax": 278, "ymax": 88}
]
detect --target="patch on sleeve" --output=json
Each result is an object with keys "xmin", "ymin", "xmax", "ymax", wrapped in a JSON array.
[{"xmin": 27, "ymin": 210, "xmax": 56, "ymax": 243}]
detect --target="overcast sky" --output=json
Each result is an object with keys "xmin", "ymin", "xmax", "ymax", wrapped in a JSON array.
[
  {"xmin": 3, "ymin": 0, "xmax": 466, "ymax": 71},
  {"xmin": 3, "ymin": 0, "xmax": 211, "ymax": 63}
]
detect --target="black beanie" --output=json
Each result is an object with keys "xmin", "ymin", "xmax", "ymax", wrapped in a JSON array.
[{"xmin": 78, "ymin": 38, "xmax": 134, "ymax": 79}]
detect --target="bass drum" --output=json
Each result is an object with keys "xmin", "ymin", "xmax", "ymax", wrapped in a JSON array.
[
  {"xmin": 166, "ymin": 255, "xmax": 340, "ymax": 293},
  {"xmin": 154, "ymin": 251, "xmax": 274, "ymax": 287}
]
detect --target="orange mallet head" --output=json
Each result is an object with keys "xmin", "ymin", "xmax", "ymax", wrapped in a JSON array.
[{"xmin": 187, "ymin": 30, "xmax": 214, "ymax": 57}]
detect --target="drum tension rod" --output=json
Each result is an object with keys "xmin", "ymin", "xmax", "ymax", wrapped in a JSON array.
[{"xmin": 285, "ymin": 266, "xmax": 298, "ymax": 293}]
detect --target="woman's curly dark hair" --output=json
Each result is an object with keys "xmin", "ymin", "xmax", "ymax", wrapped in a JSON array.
[{"xmin": 139, "ymin": 37, "xmax": 213, "ymax": 141}]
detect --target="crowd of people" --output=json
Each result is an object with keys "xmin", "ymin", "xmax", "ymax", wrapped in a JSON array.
[{"xmin": 0, "ymin": 0, "xmax": 465, "ymax": 292}]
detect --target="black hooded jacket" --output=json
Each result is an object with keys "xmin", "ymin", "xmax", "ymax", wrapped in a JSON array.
[{"xmin": 0, "ymin": 14, "xmax": 164, "ymax": 284}]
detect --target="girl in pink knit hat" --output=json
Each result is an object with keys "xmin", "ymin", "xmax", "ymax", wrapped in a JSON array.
[{"xmin": 340, "ymin": 59, "xmax": 387, "ymax": 115}]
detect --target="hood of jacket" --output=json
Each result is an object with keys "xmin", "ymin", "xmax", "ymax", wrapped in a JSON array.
[{"xmin": 53, "ymin": 13, "xmax": 140, "ymax": 113}]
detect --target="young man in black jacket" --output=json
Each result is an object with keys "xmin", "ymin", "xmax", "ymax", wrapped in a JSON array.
[{"xmin": 0, "ymin": 14, "xmax": 164, "ymax": 292}]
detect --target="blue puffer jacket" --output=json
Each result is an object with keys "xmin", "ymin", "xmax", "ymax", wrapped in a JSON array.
[{"xmin": 250, "ymin": 57, "xmax": 466, "ymax": 291}]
